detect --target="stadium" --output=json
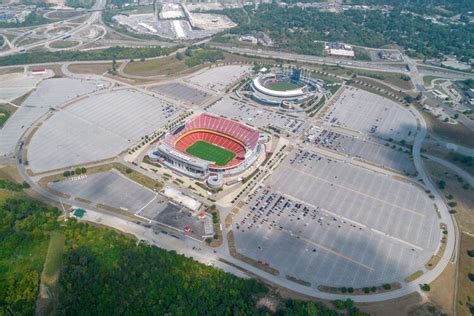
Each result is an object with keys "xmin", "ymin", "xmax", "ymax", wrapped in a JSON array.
[
  {"xmin": 148, "ymin": 114, "xmax": 265, "ymax": 181},
  {"xmin": 249, "ymin": 69, "xmax": 321, "ymax": 109}
]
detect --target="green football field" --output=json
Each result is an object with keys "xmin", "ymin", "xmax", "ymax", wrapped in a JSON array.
[
  {"xmin": 186, "ymin": 141, "xmax": 236, "ymax": 166},
  {"xmin": 268, "ymin": 81, "xmax": 300, "ymax": 91}
]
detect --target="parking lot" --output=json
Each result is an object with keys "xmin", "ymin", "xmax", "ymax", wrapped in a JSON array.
[
  {"xmin": 186, "ymin": 65, "xmax": 251, "ymax": 92},
  {"xmin": 139, "ymin": 201, "xmax": 211, "ymax": 239},
  {"xmin": 305, "ymin": 127, "xmax": 417, "ymax": 175},
  {"xmin": 0, "ymin": 78, "xmax": 108, "ymax": 156},
  {"xmin": 150, "ymin": 82, "xmax": 210, "ymax": 105},
  {"xmin": 50, "ymin": 170, "xmax": 212, "ymax": 239},
  {"xmin": 28, "ymin": 89, "xmax": 181, "ymax": 172},
  {"xmin": 50, "ymin": 170, "xmax": 156, "ymax": 213},
  {"xmin": 232, "ymin": 148, "xmax": 440, "ymax": 288},
  {"xmin": 206, "ymin": 96, "xmax": 304, "ymax": 135},
  {"xmin": 321, "ymin": 87, "xmax": 417, "ymax": 142}
]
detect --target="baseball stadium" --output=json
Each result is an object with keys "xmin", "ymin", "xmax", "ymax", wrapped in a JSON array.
[
  {"xmin": 250, "ymin": 69, "xmax": 321, "ymax": 109},
  {"xmin": 148, "ymin": 114, "xmax": 264, "ymax": 180}
]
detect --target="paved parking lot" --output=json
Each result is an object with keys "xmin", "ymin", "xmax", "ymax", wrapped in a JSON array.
[
  {"xmin": 28, "ymin": 89, "xmax": 181, "ymax": 172},
  {"xmin": 0, "ymin": 78, "xmax": 107, "ymax": 156},
  {"xmin": 206, "ymin": 96, "xmax": 304, "ymax": 135},
  {"xmin": 49, "ymin": 170, "xmax": 156, "ymax": 212},
  {"xmin": 150, "ymin": 82, "xmax": 210, "ymax": 105},
  {"xmin": 322, "ymin": 87, "xmax": 417, "ymax": 142},
  {"xmin": 140, "ymin": 202, "xmax": 208, "ymax": 239},
  {"xmin": 186, "ymin": 65, "xmax": 251, "ymax": 92},
  {"xmin": 233, "ymin": 148, "xmax": 440, "ymax": 288},
  {"xmin": 305, "ymin": 127, "xmax": 416, "ymax": 175}
]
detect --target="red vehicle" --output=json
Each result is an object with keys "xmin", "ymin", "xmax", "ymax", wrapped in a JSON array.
[{"xmin": 184, "ymin": 226, "xmax": 193, "ymax": 233}]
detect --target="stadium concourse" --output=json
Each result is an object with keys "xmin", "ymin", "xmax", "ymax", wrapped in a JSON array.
[{"xmin": 148, "ymin": 113, "xmax": 265, "ymax": 179}]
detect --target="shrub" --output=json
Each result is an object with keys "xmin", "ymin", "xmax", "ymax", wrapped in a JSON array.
[
  {"xmin": 383, "ymin": 283, "xmax": 391, "ymax": 290},
  {"xmin": 420, "ymin": 283, "xmax": 431, "ymax": 291},
  {"xmin": 438, "ymin": 180, "xmax": 446, "ymax": 189},
  {"xmin": 63, "ymin": 171, "xmax": 71, "ymax": 177},
  {"xmin": 333, "ymin": 300, "xmax": 345, "ymax": 309},
  {"xmin": 469, "ymin": 273, "xmax": 474, "ymax": 282},
  {"xmin": 125, "ymin": 168, "xmax": 132, "ymax": 174}
]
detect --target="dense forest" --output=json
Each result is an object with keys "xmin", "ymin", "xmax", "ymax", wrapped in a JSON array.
[
  {"xmin": 0, "ymin": 46, "xmax": 179, "ymax": 66},
  {"xmin": 0, "ymin": 185, "xmax": 367, "ymax": 315},
  {"xmin": 216, "ymin": 3, "xmax": 473, "ymax": 60},
  {"xmin": 344, "ymin": 0, "xmax": 474, "ymax": 16},
  {"xmin": 0, "ymin": 196, "xmax": 60, "ymax": 315}
]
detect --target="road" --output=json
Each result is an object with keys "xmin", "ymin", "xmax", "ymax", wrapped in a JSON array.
[
  {"xmin": 212, "ymin": 45, "xmax": 474, "ymax": 81},
  {"xmin": 0, "ymin": 0, "xmax": 107, "ymax": 57}
]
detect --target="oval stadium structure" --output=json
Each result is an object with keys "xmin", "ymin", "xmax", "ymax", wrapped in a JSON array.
[
  {"xmin": 148, "ymin": 114, "xmax": 262, "ymax": 179},
  {"xmin": 249, "ymin": 71, "xmax": 321, "ymax": 108}
]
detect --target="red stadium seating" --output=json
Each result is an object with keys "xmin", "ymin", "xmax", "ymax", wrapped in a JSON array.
[{"xmin": 164, "ymin": 114, "xmax": 259, "ymax": 169}]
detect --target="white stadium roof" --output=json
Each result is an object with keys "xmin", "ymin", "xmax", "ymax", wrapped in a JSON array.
[{"xmin": 252, "ymin": 76, "xmax": 305, "ymax": 98}]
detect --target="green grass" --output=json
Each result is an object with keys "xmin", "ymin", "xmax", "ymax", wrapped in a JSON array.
[
  {"xmin": 42, "ymin": 232, "xmax": 65, "ymax": 282},
  {"xmin": 0, "ymin": 109, "xmax": 11, "ymax": 128},
  {"xmin": 186, "ymin": 141, "xmax": 236, "ymax": 166},
  {"xmin": 268, "ymin": 81, "xmax": 300, "ymax": 91}
]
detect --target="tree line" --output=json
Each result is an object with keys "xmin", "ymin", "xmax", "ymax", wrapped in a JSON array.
[{"xmin": 0, "ymin": 46, "xmax": 179, "ymax": 66}]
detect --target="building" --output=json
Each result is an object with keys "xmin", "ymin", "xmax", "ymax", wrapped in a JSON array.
[
  {"xmin": 148, "ymin": 114, "xmax": 263, "ymax": 180},
  {"xmin": 325, "ymin": 42, "xmax": 355, "ymax": 57}
]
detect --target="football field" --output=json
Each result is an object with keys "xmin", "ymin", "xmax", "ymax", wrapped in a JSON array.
[{"xmin": 186, "ymin": 141, "xmax": 236, "ymax": 166}]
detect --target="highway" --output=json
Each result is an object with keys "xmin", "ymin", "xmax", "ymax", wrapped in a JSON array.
[
  {"xmin": 0, "ymin": 0, "xmax": 107, "ymax": 57},
  {"xmin": 211, "ymin": 45, "xmax": 474, "ymax": 81}
]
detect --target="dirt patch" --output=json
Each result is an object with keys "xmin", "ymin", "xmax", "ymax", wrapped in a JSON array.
[
  {"xmin": 256, "ymin": 296, "xmax": 279, "ymax": 313},
  {"xmin": 0, "ymin": 66, "xmax": 23, "ymax": 75},
  {"xmin": 424, "ymin": 160, "xmax": 474, "ymax": 234},
  {"xmin": 420, "ymin": 109, "xmax": 474, "ymax": 148},
  {"xmin": 359, "ymin": 292, "xmax": 423, "ymax": 316},
  {"xmin": 457, "ymin": 233, "xmax": 474, "ymax": 316},
  {"xmin": 123, "ymin": 56, "xmax": 189, "ymax": 77},
  {"xmin": 426, "ymin": 261, "xmax": 456, "ymax": 315}
]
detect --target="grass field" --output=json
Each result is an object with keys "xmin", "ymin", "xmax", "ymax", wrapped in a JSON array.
[
  {"xmin": 186, "ymin": 141, "xmax": 236, "ymax": 166},
  {"xmin": 268, "ymin": 81, "xmax": 300, "ymax": 91}
]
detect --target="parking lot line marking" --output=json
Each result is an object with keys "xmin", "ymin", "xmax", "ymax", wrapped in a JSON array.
[
  {"xmin": 371, "ymin": 228, "xmax": 423, "ymax": 251},
  {"xmin": 280, "ymin": 164, "xmax": 426, "ymax": 218},
  {"xmin": 136, "ymin": 196, "xmax": 157, "ymax": 215},
  {"xmin": 280, "ymin": 227, "xmax": 375, "ymax": 272},
  {"xmin": 274, "ymin": 190, "xmax": 367, "ymax": 229}
]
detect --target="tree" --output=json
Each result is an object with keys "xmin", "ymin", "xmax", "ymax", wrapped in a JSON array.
[
  {"xmin": 420, "ymin": 283, "xmax": 431, "ymax": 291},
  {"xmin": 175, "ymin": 52, "xmax": 184, "ymax": 61},
  {"xmin": 438, "ymin": 180, "xmax": 446, "ymax": 189}
]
